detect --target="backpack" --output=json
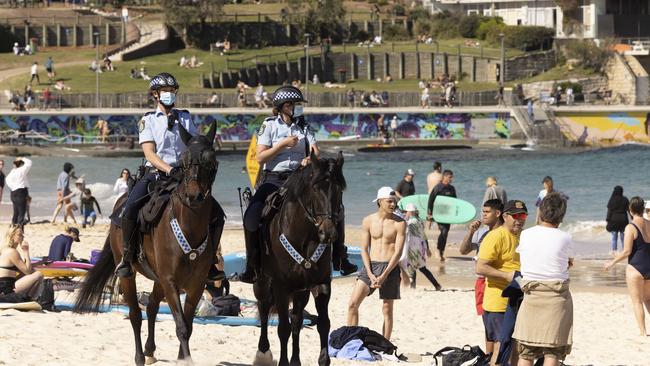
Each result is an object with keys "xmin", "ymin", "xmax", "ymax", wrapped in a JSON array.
[
  {"xmin": 210, "ymin": 294, "xmax": 240, "ymax": 316},
  {"xmin": 36, "ymin": 279, "xmax": 55, "ymax": 311},
  {"xmin": 432, "ymin": 345, "xmax": 488, "ymax": 366},
  {"xmin": 360, "ymin": 329, "xmax": 398, "ymax": 355}
]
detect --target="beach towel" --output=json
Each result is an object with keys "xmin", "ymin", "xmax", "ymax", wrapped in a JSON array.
[
  {"xmin": 328, "ymin": 338, "xmax": 377, "ymax": 361},
  {"xmin": 512, "ymin": 280, "xmax": 573, "ymax": 350},
  {"xmin": 401, "ymin": 217, "xmax": 428, "ymax": 276}
]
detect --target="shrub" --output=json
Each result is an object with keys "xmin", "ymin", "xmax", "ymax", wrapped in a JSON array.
[
  {"xmin": 392, "ymin": 3, "xmax": 405, "ymax": 16},
  {"xmin": 408, "ymin": 6, "xmax": 431, "ymax": 23},
  {"xmin": 476, "ymin": 17, "xmax": 505, "ymax": 41},
  {"xmin": 430, "ymin": 11, "xmax": 461, "ymax": 39},
  {"xmin": 501, "ymin": 26, "xmax": 554, "ymax": 51},
  {"xmin": 458, "ymin": 14, "xmax": 482, "ymax": 38},
  {"xmin": 383, "ymin": 24, "xmax": 410, "ymax": 41},
  {"xmin": 0, "ymin": 25, "xmax": 19, "ymax": 52},
  {"xmin": 563, "ymin": 39, "xmax": 613, "ymax": 72},
  {"xmin": 413, "ymin": 19, "xmax": 432, "ymax": 37}
]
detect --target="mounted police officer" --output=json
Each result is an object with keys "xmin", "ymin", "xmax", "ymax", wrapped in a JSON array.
[
  {"xmin": 239, "ymin": 85, "xmax": 357, "ymax": 283},
  {"xmin": 115, "ymin": 72, "xmax": 223, "ymax": 280}
]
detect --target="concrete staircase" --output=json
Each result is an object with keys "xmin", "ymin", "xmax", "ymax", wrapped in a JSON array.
[
  {"xmin": 624, "ymin": 55, "xmax": 650, "ymax": 104},
  {"xmin": 109, "ymin": 20, "xmax": 169, "ymax": 62}
]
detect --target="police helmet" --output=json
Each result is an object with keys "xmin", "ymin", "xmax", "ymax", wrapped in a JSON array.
[
  {"xmin": 272, "ymin": 85, "xmax": 307, "ymax": 107},
  {"xmin": 149, "ymin": 72, "xmax": 179, "ymax": 92}
]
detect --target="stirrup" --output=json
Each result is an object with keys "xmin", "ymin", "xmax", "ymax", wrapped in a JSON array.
[{"xmin": 115, "ymin": 259, "xmax": 134, "ymax": 278}]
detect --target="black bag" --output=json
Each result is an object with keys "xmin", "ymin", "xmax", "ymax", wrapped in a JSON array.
[
  {"xmin": 36, "ymin": 279, "xmax": 55, "ymax": 311},
  {"xmin": 361, "ymin": 329, "xmax": 398, "ymax": 355},
  {"xmin": 432, "ymin": 345, "xmax": 488, "ymax": 366},
  {"xmin": 210, "ymin": 294, "xmax": 240, "ymax": 316}
]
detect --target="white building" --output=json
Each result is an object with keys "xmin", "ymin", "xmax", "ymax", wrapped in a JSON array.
[{"xmin": 423, "ymin": 0, "xmax": 650, "ymax": 40}]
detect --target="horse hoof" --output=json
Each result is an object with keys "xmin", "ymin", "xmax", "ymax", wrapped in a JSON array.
[
  {"xmin": 144, "ymin": 356, "xmax": 157, "ymax": 365},
  {"xmin": 253, "ymin": 350, "xmax": 276, "ymax": 366}
]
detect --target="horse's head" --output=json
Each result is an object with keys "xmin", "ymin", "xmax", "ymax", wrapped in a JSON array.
[
  {"xmin": 292, "ymin": 151, "xmax": 346, "ymax": 244},
  {"xmin": 177, "ymin": 121, "xmax": 218, "ymax": 206}
]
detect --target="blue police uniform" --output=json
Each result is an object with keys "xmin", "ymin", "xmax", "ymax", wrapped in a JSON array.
[{"xmin": 122, "ymin": 107, "xmax": 197, "ymax": 220}]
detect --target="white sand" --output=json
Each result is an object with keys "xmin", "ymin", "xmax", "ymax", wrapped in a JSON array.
[{"xmin": 0, "ymin": 223, "xmax": 647, "ymax": 365}]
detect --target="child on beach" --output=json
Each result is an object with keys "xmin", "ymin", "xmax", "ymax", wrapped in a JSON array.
[
  {"xmin": 513, "ymin": 192, "xmax": 574, "ymax": 365},
  {"xmin": 80, "ymin": 189, "xmax": 102, "ymax": 228},
  {"xmin": 400, "ymin": 203, "xmax": 441, "ymax": 290}
]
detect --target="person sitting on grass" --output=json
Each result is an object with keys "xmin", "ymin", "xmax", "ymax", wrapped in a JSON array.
[{"xmin": 0, "ymin": 225, "xmax": 44, "ymax": 300}]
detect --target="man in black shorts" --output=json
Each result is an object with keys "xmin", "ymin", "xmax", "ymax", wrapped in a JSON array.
[{"xmin": 347, "ymin": 186, "xmax": 406, "ymax": 340}]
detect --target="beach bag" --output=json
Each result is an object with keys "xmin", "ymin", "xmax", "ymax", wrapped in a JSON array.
[
  {"xmin": 36, "ymin": 279, "xmax": 55, "ymax": 311},
  {"xmin": 431, "ymin": 345, "xmax": 488, "ymax": 366},
  {"xmin": 210, "ymin": 294, "xmax": 240, "ymax": 316}
]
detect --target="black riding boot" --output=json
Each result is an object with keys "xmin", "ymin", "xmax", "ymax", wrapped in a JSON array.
[
  {"xmin": 238, "ymin": 229, "xmax": 259, "ymax": 284},
  {"xmin": 115, "ymin": 218, "xmax": 137, "ymax": 278},
  {"xmin": 332, "ymin": 241, "xmax": 358, "ymax": 276}
]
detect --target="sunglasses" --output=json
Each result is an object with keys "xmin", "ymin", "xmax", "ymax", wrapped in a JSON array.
[{"xmin": 509, "ymin": 212, "xmax": 528, "ymax": 220}]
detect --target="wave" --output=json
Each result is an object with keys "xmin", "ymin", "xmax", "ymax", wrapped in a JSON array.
[{"xmin": 561, "ymin": 220, "xmax": 607, "ymax": 235}]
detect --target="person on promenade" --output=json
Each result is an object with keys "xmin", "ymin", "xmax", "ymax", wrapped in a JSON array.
[
  {"xmin": 426, "ymin": 161, "xmax": 442, "ymax": 194},
  {"xmin": 51, "ymin": 162, "xmax": 76, "ymax": 224},
  {"xmin": 47, "ymin": 225, "xmax": 80, "ymax": 261},
  {"xmin": 347, "ymin": 187, "xmax": 406, "ymax": 340},
  {"xmin": 604, "ymin": 197, "xmax": 650, "ymax": 336},
  {"xmin": 483, "ymin": 176, "xmax": 508, "ymax": 205},
  {"xmin": 606, "ymin": 186, "xmax": 629, "ymax": 256},
  {"xmin": 459, "ymin": 199, "xmax": 504, "ymax": 356},
  {"xmin": 0, "ymin": 225, "xmax": 44, "ymax": 299},
  {"xmin": 5, "ymin": 157, "xmax": 32, "ymax": 226},
  {"xmin": 80, "ymin": 189, "xmax": 102, "ymax": 228},
  {"xmin": 400, "ymin": 203, "xmax": 441, "ymax": 290},
  {"xmin": 113, "ymin": 168, "xmax": 132, "ymax": 200},
  {"xmin": 513, "ymin": 193, "xmax": 574, "ymax": 366},
  {"xmin": 476, "ymin": 200, "xmax": 527, "ymax": 366},
  {"xmin": 239, "ymin": 85, "xmax": 357, "ymax": 283},
  {"xmin": 394, "ymin": 169, "xmax": 415, "ymax": 200},
  {"xmin": 427, "ymin": 170, "xmax": 456, "ymax": 261}
]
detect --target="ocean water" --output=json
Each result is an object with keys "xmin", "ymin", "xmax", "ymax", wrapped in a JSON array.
[{"xmin": 1, "ymin": 144, "xmax": 648, "ymax": 258}]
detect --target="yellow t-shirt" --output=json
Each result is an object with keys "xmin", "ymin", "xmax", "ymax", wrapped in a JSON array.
[{"xmin": 477, "ymin": 226, "xmax": 521, "ymax": 312}]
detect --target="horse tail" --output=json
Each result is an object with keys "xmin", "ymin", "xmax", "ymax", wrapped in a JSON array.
[{"xmin": 73, "ymin": 235, "xmax": 116, "ymax": 314}]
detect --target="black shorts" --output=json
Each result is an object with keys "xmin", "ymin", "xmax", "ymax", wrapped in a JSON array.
[
  {"xmin": 482, "ymin": 310, "xmax": 505, "ymax": 342},
  {"xmin": 357, "ymin": 261, "xmax": 400, "ymax": 300}
]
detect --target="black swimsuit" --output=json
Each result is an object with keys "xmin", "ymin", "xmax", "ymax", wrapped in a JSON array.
[
  {"xmin": 629, "ymin": 224, "xmax": 650, "ymax": 280},
  {"xmin": 0, "ymin": 264, "xmax": 19, "ymax": 295}
]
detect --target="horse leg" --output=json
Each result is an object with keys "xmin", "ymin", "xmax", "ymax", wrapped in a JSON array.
[
  {"xmin": 144, "ymin": 282, "xmax": 164, "ymax": 365},
  {"xmin": 273, "ymin": 286, "xmax": 291, "ymax": 366},
  {"xmin": 253, "ymin": 279, "xmax": 274, "ymax": 366},
  {"xmin": 313, "ymin": 283, "xmax": 332, "ymax": 366},
  {"xmin": 177, "ymin": 281, "xmax": 204, "ymax": 361},
  {"xmin": 121, "ymin": 276, "xmax": 145, "ymax": 366},
  {"xmin": 289, "ymin": 290, "xmax": 310, "ymax": 366},
  {"xmin": 160, "ymin": 281, "xmax": 192, "ymax": 362}
]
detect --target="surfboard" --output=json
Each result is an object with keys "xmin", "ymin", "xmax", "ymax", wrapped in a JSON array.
[
  {"xmin": 0, "ymin": 301, "xmax": 42, "ymax": 311},
  {"xmin": 32, "ymin": 261, "xmax": 94, "ymax": 270},
  {"xmin": 223, "ymin": 246, "xmax": 364, "ymax": 279},
  {"xmin": 398, "ymin": 195, "xmax": 476, "ymax": 224},
  {"xmin": 35, "ymin": 267, "xmax": 88, "ymax": 278}
]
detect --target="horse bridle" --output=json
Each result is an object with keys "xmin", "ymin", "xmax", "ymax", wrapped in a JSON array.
[
  {"xmin": 178, "ymin": 141, "xmax": 218, "ymax": 206},
  {"xmin": 294, "ymin": 175, "xmax": 342, "ymax": 229}
]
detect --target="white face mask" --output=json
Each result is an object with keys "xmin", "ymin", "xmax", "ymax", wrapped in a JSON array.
[
  {"xmin": 159, "ymin": 91, "xmax": 176, "ymax": 106},
  {"xmin": 293, "ymin": 104, "xmax": 304, "ymax": 118}
]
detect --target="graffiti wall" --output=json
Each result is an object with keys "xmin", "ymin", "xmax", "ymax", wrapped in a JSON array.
[
  {"xmin": 556, "ymin": 111, "xmax": 650, "ymax": 145},
  {"xmin": 0, "ymin": 112, "xmax": 513, "ymax": 142}
]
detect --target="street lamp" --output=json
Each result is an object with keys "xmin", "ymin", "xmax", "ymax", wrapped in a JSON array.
[
  {"xmin": 499, "ymin": 32, "xmax": 505, "ymax": 87},
  {"xmin": 304, "ymin": 33, "xmax": 311, "ymax": 95},
  {"xmin": 94, "ymin": 32, "xmax": 100, "ymax": 108}
]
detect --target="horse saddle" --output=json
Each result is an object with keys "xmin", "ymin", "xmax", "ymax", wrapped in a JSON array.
[
  {"xmin": 109, "ymin": 178, "xmax": 179, "ymax": 232},
  {"xmin": 261, "ymin": 187, "xmax": 287, "ymax": 223}
]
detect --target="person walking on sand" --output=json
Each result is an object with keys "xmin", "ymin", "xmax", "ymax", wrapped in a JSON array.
[
  {"xmin": 535, "ymin": 176, "xmax": 569, "ymax": 224},
  {"xmin": 400, "ymin": 203, "xmax": 441, "ymax": 290},
  {"xmin": 606, "ymin": 186, "xmax": 629, "ymax": 256},
  {"xmin": 482, "ymin": 176, "xmax": 507, "ymax": 205},
  {"xmin": 5, "ymin": 157, "xmax": 32, "ymax": 226},
  {"xmin": 51, "ymin": 162, "xmax": 76, "ymax": 224},
  {"xmin": 426, "ymin": 170, "xmax": 456, "ymax": 261},
  {"xmin": 394, "ymin": 169, "xmax": 415, "ymax": 200},
  {"xmin": 604, "ymin": 197, "xmax": 650, "ymax": 336},
  {"xmin": 476, "ymin": 200, "xmax": 527, "ymax": 366},
  {"xmin": 347, "ymin": 187, "xmax": 406, "ymax": 340},
  {"xmin": 459, "ymin": 199, "xmax": 504, "ymax": 357},
  {"xmin": 426, "ymin": 161, "xmax": 442, "ymax": 194}
]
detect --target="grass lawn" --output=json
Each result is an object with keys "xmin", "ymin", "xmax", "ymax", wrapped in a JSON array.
[
  {"xmin": 517, "ymin": 65, "xmax": 597, "ymax": 83},
  {"xmin": 0, "ymin": 48, "xmax": 98, "ymax": 72},
  {"xmin": 332, "ymin": 39, "xmax": 522, "ymax": 59}
]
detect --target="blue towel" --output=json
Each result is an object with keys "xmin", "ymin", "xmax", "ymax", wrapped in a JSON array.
[{"xmin": 329, "ymin": 339, "xmax": 377, "ymax": 361}]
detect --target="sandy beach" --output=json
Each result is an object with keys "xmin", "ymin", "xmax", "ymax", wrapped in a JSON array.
[{"xmin": 0, "ymin": 222, "xmax": 646, "ymax": 365}]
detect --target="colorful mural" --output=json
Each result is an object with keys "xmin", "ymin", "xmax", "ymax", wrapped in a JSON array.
[
  {"xmin": 0, "ymin": 112, "xmax": 512, "ymax": 142},
  {"xmin": 556, "ymin": 112, "xmax": 650, "ymax": 145}
]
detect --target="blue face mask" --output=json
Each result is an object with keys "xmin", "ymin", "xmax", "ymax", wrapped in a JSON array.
[{"xmin": 159, "ymin": 91, "xmax": 176, "ymax": 106}]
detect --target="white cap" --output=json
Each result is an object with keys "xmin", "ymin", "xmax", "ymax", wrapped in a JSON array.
[
  {"xmin": 14, "ymin": 42, "xmax": 18, "ymax": 46},
  {"xmin": 405, "ymin": 168, "xmax": 415, "ymax": 177},
  {"xmin": 76, "ymin": 177, "xmax": 85, "ymax": 184},
  {"xmin": 645, "ymin": 201, "xmax": 650, "ymax": 209},
  {"xmin": 404, "ymin": 203, "xmax": 417, "ymax": 212},
  {"xmin": 373, "ymin": 186, "xmax": 396, "ymax": 202}
]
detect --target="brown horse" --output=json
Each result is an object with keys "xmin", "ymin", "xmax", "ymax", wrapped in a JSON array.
[
  {"xmin": 74, "ymin": 122, "xmax": 224, "ymax": 365},
  {"xmin": 253, "ymin": 152, "xmax": 346, "ymax": 366}
]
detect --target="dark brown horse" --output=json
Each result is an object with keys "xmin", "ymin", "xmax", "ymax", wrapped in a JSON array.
[
  {"xmin": 253, "ymin": 152, "xmax": 346, "ymax": 366},
  {"xmin": 74, "ymin": 122, "xmax": 223, "ymax": 365}
]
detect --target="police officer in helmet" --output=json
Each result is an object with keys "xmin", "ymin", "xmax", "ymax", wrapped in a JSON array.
[
  {"xmin": 239, "ymin": 85, "xmax": 357, "ymax": 283},
  {"xmin": 115, "ymin": 72, "xmax": 223, "ymax": 280}
]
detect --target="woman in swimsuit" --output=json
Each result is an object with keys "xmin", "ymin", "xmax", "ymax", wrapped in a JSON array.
[
  {"xmin": 0, "ymin": 225, "xmax": 43, "ymax": 299},
  {"xmin": 604, "ymin": 197, "xmax": 650, "ymax": 336}
]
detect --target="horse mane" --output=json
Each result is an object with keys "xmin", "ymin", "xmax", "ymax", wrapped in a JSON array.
[{"xmin": 283, "ymin": 158, "xmax": 346, "ymax": 199}]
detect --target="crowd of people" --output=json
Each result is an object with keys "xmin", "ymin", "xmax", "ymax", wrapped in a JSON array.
[{"xmin": 419, "ymin": 74, "xmax": 457, "ymax": 108}]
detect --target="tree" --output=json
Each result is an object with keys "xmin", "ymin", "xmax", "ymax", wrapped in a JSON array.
[
  {"xmin": 161, "ymin": 0, "xmax": 224, "ymax": 46},
  {"xmin": 285, "ymin": 0, "xmax": 346, "ymax": 42}
]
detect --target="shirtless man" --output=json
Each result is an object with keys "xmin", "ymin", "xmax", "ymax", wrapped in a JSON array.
[
  {"xmin": 426, "ymin": 161, "xmax": 442, "ymax": 194},
  {"xmin": 347, "ymin": 186, "xmax": 406, "ymax": 340}
]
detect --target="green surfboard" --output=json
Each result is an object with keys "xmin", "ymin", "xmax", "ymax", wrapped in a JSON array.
[{"xmin": 398, "ymin": 194, "xmax": 476, "ymax": 224}]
